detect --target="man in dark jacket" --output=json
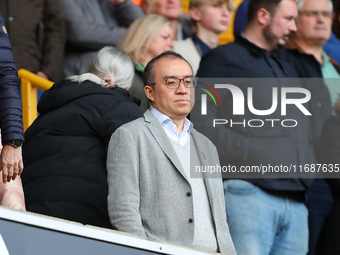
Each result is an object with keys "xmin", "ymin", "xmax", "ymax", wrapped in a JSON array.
[
  {"xmin": 282, "ymin": 1, "xmax": 340, "ymax": 254},
  {"xmin": 285, "ymin": 0, "xmax": 340, "ymax": 106},
  {"xmin": 196, "ymin": 0, "xmax": 314, "ymax": 254},
  {"xmin": 0, "ymin": 14, "xmax": 24, "ymax": 184}
]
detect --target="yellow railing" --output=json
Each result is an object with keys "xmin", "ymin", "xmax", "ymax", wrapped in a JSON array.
[{"xmin": 18, "ymin": 69, "xmax": 54, "ymax": 131}]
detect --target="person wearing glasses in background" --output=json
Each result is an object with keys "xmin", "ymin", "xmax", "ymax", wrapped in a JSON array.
[
  {"xmin": 106, "ymin": 51, "xmax": 236, "ymax": 255},
  {"xmin": 282, "ymin": 1, "xmax": 340, "ymax": 255}
]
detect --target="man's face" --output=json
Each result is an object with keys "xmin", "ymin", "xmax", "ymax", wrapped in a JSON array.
[
  {"xmin": 263, "ymin": 0, "xmax": 298, "ymax": 50},
  {"xmin": 145, "ymin": 58, "xmax": 194, "ymax": 120},
  {"xmin": 195, "ymin": 2, "xmax": 230, "ymax": 34},
  {"xmin": 154, "ymin": 0, "xmax": 182, "ymax": 20},
  {"xmin": 295, "ymin": 0, "xmax": 332, "ymax": 45}
]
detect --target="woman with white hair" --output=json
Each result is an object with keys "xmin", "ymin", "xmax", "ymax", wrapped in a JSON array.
[
  {"xmin": 21, "ymin": 47, "xmax": 143, "ymax": 229},
  {"xmin": 120, "ymin": 14, "xmax": 174, "ymax": 111}
]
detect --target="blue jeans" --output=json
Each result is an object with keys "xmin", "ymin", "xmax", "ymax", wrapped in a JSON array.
[{"xmin": 224, "ymin": 180, "xmax": 308, "ymax": 255}]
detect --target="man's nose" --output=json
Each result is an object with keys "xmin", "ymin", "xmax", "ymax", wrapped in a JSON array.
[
  {"xmin": 290, "ymin": 19, "xmax": 297, "ymax": 32},
  {"xmin": 176, "ymin": 80, "xmax": 188, "ymax": 94}
]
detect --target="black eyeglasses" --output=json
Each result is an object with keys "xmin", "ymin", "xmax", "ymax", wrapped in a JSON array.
[{"xmin": 153, "ymin": 77, "xmax": 198, "ymax": 89}]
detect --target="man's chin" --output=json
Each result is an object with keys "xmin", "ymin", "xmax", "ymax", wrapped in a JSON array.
[
  {"xmin": 272, "ymin": 40, "xmax": 286, "ymax": 51},
  {"xmin": 178, "ymin": 108, "xmax": 191, "ymax": 117}
]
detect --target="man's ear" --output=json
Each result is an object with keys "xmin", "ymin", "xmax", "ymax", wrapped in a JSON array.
[
  {"xmin": 189, "ymin": 7, "xmax": 202, "ymax": 22},
  {"xmin": 144, "ymin": 85, "xmax": 155, "ymax": 103},
  {"xmin": 257, "ymin": 8, "xmax": 271, "ymax": 26}
]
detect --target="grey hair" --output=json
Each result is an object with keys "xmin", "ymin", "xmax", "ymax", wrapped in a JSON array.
[
  {"xmin": 296, "ymin": 0, "xmax": 333, "ymax": 12},
  {"xmin": 68, "ymin": 47, "xmax": 134, "ymax": 89}
]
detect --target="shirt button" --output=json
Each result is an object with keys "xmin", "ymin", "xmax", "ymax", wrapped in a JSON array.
[
  {"xmin": 186, "ymin": 191, "xmax": 191, "ymax": 197},
  {"xmin": 188, "ymin": 218, "xmax": 193, "ymax": 223},
  {"xmin": 8, "ymin": 16, "xmax": 14, "ymax": 21}
]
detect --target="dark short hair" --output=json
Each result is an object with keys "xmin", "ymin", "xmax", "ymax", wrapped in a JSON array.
[
  {"xmin": 143, "ymin": 51, "xmax": 193, "ymax": 87},
  {"xmin": 247, "ymin": 0, "xmax": 283, "ymax": 23}
]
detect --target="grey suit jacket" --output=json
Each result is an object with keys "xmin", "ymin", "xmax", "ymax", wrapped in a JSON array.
[{"xmin": 107, "ymin": 110, "xmax": 237, "ymax": 255}]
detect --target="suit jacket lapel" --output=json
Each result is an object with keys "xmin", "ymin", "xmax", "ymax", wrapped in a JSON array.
[{"xmin": 144, "ymin": 110, "xmax": 190, "ymax": 183}]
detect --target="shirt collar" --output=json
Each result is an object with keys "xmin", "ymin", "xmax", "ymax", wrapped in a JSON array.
[
  {"xmin": 191, "ymin": 33, "xmax": 211, "ymax": 57},
  {"xmin": 322, "ymin": 51, "xmax": 331, "ymax": 64},
  {"xmin": 237, "ymin": 33, "xmax": 270, "ymax": 57},
  {"xmin": 151, "ymin": 107, "xmax": 193, "ymax": 134}
]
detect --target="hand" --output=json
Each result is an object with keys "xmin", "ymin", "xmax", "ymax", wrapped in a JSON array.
[
  {"xmin": 37, "ymin": 71, "xmax": 49, "ymax": 80},
  {"xmin": 108, "ymin": 0, "xmax": 126, "ymax": 6},
  {"xmin": 0, "ymin": 176, "xmax": 26, "ymax": 211},
  {"xmin": 0, "ymin": 145, "xmax": 24, "ymax": 183},
  {"xmin": 101, "ymin": 75, "xmax": 116, "ymax": 88}
]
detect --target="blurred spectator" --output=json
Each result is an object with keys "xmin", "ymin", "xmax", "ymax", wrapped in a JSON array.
[
  {"xmin": 233, "ymin": 0, "xmax": 340, "ymax": 66},
  {"xmin": 197, "ymin": 0, "xmax": 315, "ymax": 254},
  {"xmin": 0, "ymin": 0, "xmax": 66, "ymax": 82},
  {"xmin": 284, "ymin": 1, "xmax": 339, "ymax": 254},
  {"xmin": 286, "ymin": 0, "xmax": 339, "ymax": 105},
  {"xmin": 21, "ymin": 47, "xmax": 143, "ymax": 229},
  {"xmin": 173, "ymin": 0, "xmax": 235, "ymax": 75},
  {"xmin": 218, "ymin": 0, "xmax": 243, "ymax": 44},
  {"xmin": 60, "ymin": 0, "xmax": 144, "ymax": 77},
  {"xmin": 0, "ymin": 13, "xmax": 24, "ymax": 184},
  {"xmin": 315, "ymin": 98, "xmax": 340, "ymax": 255},
  {"xmin": 120, "ymin": 14, "xmax": 174, "ymax": 111},
  {"xmin": 279, "ymin": 0, "xmax": 334, "ymax": 144},
  {"xmin": 233, "ymin": 6, "xmax": 336, "ymax": 254},
  {"xmin": 141, "ymin": 0, "xmax": 193, "ymax": 40},
  {"xmin": 0, "ymin": 135, "xmax": 25, "ymax": 211}
]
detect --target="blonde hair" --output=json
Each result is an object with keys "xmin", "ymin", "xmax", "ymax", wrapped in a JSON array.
[
  {"xmin": 120, "ymin": 14, "xmax": 171, "ymax": 63},
  {"xmin": 67, "ymin": 47, "xmax": 134, "ymax": 89}
]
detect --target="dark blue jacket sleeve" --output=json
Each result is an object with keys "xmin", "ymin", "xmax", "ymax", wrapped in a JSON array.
[{"xmin": 0, "ymin": 13, "xmax": 24, "ymax": 144}]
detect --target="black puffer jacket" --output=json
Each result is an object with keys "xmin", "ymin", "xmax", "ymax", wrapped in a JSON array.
[{"xmin": 22, "ymin": 78, "xmax": 143, "ymax": 229}]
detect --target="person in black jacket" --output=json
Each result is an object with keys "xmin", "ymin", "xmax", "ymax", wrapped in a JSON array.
[
  {"xmin": 21, "ymin": 46, "xmax": 144, "ymax": 229},
  {"xmin": 196, "ymin": 0, "xmax": 315, "ymax": 254},
  {"xmin": 281, "ymin": 1, "xmax": 339, "ymax": 254},
  {"xmin": 0, "ymin": 13, "xmax": 24, "ymax": 184}
]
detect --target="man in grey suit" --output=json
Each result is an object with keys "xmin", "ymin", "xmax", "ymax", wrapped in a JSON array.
[{"xmin": 107, "ymin": 51, "xmax": 237, "ymax": 255}]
